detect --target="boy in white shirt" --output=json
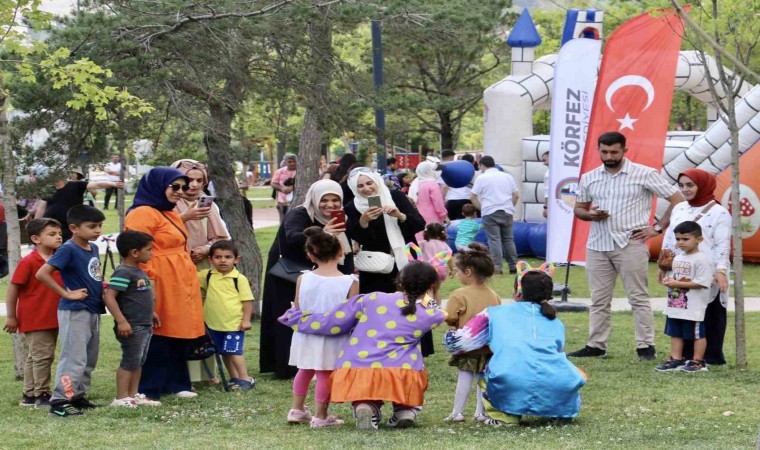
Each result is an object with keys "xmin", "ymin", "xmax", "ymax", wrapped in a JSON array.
[{"xmin": 656, "ymin": 221, "xmax": 713, "ymax": 373}]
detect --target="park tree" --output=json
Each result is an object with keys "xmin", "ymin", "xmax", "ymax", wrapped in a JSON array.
[
  {"xmin": 380, "ymin": 0, "xmax": 513, "ymax": 152},
  {"xmin": 671, "ymin": 0, "xmax": 760, "ymax": 368},
  {"xmin": 1, "ymin": 2, "xmax": 152, "ymax": 274}
]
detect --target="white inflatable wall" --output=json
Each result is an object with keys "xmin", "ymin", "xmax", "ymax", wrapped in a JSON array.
[{"xmin": 484, "ymin": 49, "xmax": 757, "ymax": 221}]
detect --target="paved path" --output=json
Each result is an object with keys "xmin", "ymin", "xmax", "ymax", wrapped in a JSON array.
[{"xmin": 19, "ymin": 207, "xmax": 284, "ymax": 259}]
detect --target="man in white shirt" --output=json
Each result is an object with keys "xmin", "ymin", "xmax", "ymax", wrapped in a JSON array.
[
  {"xmin": 470, "ymin": 156, "xmax": 519, "ymax": 274},
  {"xmin": 102, "ymin": 154, "xmax": 122, "ymax": 210}
]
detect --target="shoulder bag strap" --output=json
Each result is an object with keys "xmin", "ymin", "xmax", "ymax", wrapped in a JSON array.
[
  {"xmin": 159, "ymin": 210, "xmax": 188, "ymax": 245},
  {"xmin": 693, "ymin": 200, "xmax": 717, "ymax": 222}
]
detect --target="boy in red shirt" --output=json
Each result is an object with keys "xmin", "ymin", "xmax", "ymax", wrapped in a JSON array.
[{"xmin": 3, "ymin": 218, "xmax": 63, "ymax": 408}]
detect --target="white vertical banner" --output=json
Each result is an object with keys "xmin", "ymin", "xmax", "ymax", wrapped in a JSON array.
[{"xmin": 546, "ymin": 39, "xmax": 602, "ymax": 263}]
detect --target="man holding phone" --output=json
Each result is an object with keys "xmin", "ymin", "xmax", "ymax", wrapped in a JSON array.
[{"xmin": 569, "ymin": 131, "xmax": 684, "ymax": 361}]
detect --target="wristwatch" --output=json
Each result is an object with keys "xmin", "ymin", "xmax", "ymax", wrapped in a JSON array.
[
  {"xmin": 716, "ymin": 269, "xmax": 728, "ymax": 275},
  {"xmin": 653, "ymin": 224, "xmax": 663, "ymax": 234}
]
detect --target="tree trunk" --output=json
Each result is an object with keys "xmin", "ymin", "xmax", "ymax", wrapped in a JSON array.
[
  {"xmin": 293, "ymin": 108, "xmax": 323, "ymax": 205},
  {"xmin": 204, "ymin": 78, "xmax": 263, "ymax": 318},
  {"xmin": 438, "ymin": 110, "xmax": 455, "ymax": 152},
  {"xmin": 728, "ymin": 108, "xmax": 746, "ymax": 368},
  {"xmin": 0, "ymin": 93, "xmax": 21, "ymax": 275},
  {"xmin": 293, "ymin": 13, "xmax": 332, "ymax": 206}
]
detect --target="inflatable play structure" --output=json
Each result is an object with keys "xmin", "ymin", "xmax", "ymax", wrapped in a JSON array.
[{"xmin": 468, "ymin": 7, "xmax": 760, "ymax": 260}]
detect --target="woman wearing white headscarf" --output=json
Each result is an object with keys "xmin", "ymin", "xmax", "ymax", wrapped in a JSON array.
[
  {"xmin": 413, "ymin": 161, "xmax": 449, "ymax": 241},
  {"xmin": 344, "ymin": 168, "xmax": 435, "ymax": 356},
  {"xmin": 260, "ymin": 180, "xmax": 353, "ymax": 379}
]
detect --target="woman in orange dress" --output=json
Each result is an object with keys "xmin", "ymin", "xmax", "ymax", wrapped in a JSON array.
[{"xmin": 125, "ymin": 167, "xmax": 205, "ymax": 399}]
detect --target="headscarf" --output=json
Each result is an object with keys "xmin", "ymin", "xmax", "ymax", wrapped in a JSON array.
[
  {"xmin": 128, "ymin": 167, "xmax": 189, "ymax": 213},
  {"xmin": 679, "ymin": 169, "xmax": 717, "ymax": 207},
  {"xmin": 171, "ymin": 159, "xmax": 208, "ymax": 188},
  {"xmin": 171, "ymin": 159, "xmax": 231, "ymax": 253},
  {"xmin": 348, "ymin": 169, "xmax": 408, "ymax": 271},
  {"xmin": 301, "ymin": 179, "xmax": 352, "ymax": 257},
  {"xmin": 415, "ymin": 160, "xmax": 439, "ymax": 183}
]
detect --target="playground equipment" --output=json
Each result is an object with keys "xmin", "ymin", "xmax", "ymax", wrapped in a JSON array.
[{"xmin": 481, "ymin": 8, "xmax": 760, "ymax": 258}]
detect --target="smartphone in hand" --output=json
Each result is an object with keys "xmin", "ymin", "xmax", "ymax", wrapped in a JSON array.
[
  {"xmin": 330, "ymin": 209, "xmax": 346, "ymax": 225},
  {"xmin": 368, "ymin": 196, "xmax": 382, "ymax": 208},
  {"xmin": 197, "ymin": 196, "xmax": 216, "ymax": 208}
]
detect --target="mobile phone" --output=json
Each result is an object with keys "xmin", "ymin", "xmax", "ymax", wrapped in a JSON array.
[
  {"xmin": 596, "ymin": 209, "xmax": 608, "ymax": 215},
  {"xmin": 368, "ymin": 196, "xmax": 382, "ymax": 208},
  {"xmin": 330, "ymin": 209, "xmax": 346, "ymax": 225},
  {"xmin": 197, "ymin": 196, "xmax": 216, "ymax": 208}
]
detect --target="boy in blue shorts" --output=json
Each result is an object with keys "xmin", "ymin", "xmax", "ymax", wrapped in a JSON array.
[
  {"xmin": 199, "ymin": 240, "xmax": 255, "ymax": 390},
  {"xmin": 103, "ymin": 231, "xmax": 162, "ymax": 408},
  {"xmin": 656, "ymin": 221, "xmax": 712, "ymax": 373},
  {"xmin": 36, "ymin": 205, "xmax": 106, "ymax": 416}
]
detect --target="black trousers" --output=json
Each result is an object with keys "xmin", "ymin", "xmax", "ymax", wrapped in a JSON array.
[
  {"xmin": 103, "ymin": 187, "xmax": 118, "ymax": 209},
  {"xmin": 682, "ymin": 292, "xmax": 727, "ymax": 365},
  {"xmin": 445, "ymin": 199, "xmax": 472, "ymax": 221}
]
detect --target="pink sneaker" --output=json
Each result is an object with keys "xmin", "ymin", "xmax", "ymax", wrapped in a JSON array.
[
  {"xmin": 287, "ymin": 408, "xmax": 312, "ymax": 424},
  {"xmin": 310, "ymin": 416, "xmax": 345, "ymax": 429}
]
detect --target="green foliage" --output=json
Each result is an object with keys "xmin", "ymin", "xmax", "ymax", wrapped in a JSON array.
[{"xmin": 380, "ymin": 0, "xmax": 514, "ymax": 150}]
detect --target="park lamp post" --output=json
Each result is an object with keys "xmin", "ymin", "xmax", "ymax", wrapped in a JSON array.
[{"xmin": 371, "ymin": 19, "xmax": 386, "ymax": 173}]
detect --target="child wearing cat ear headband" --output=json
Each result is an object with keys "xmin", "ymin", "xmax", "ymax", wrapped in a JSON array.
[{"xmin": 443, "ymin": 261, "xmax": 587, "ymax": 427}]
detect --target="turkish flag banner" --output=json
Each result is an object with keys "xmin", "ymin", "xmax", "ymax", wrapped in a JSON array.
[{"xmin": 567, "ymin": 9, "xmax": 686, "ymax": 263}]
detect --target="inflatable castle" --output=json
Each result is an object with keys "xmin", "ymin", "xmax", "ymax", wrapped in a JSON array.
[{"xmin": 475, "ymin": 8, "xmax": 760, "ymax": 260}]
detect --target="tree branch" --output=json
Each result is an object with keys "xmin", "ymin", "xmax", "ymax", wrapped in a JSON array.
[
  {"xmin": 114, "ymin": 0, "xmax": 294, "ymax": 47},
  {"xmin": 671, "ymin": 0, "xmax": 760, "ymax": 84}
]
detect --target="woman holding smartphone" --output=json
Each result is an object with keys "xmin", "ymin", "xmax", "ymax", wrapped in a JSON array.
[
  {"xmin": 344, "ymin": 168, "xmax": 434, "ymax": 356},
  {"xmin": 171, "ymin": 159, "xmax": 231, "ymax": 270},
  {"xmin": 171, "ymin": 159, "xmax": 231, "ymax": 384},
  {"xmin": 260, "ymin": 179, "xmax": 354, "ymax": 379}
]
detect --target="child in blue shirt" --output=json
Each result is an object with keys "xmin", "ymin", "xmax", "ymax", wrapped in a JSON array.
[
  {"xmin": 36, "ymin": 205, "xmax": 106, "ymax": 417},
  {"xmin": 455, "ymin": 204, "xmax": 482, "ymax": 251}
]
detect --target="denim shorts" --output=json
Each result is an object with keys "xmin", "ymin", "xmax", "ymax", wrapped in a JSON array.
[
  {"xmin": 208, "ymin": 329, "xmax": 245, "ymax": 355},
  {"xmin": 115, "ymin": 325, "xmax": 153, "ymax": 371},
  {"xmin": 664, "ymin": 317, "xmax": 705, "ymax": 340}
]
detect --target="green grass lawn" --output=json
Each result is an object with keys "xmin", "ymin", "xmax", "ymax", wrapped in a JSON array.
[
  {"xmin": 2, "ymin": 217, "xmax": 760, "ymax": 447},
  {"xmin": 0, "ymin": 313, "xmax": 759, "ymax": 448}
]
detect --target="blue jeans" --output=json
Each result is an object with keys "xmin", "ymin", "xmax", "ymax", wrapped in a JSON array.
[{"xmin": 482, "ymin": 210, "xmax": 517, "ymax": 271}]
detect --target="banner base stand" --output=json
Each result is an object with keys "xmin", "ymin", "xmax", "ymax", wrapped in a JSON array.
[{"xmin": 550, "ymin": 300, "xmax": 589, "ymax": 312}]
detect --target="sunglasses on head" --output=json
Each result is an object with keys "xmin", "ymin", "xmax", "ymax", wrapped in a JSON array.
[{"xmin": 169, "ymin": 183, "xmax": 190, "ymax": 192}]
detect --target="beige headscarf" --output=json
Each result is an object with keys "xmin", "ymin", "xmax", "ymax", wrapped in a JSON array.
[
  {"xmin": 171, "ymin": 159, "xmax": 231, "ymax": 263},
  {"xmin": 302, "ymin": 179, "xmax": 352, "ymax": 257}
]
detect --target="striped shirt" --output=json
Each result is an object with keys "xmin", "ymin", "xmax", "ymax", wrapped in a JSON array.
[
  {"xmin": 576, "ymin": 159, "xmax": 677, "ymax": 251},
  {"xmin": 455, "ymin": 218, "xmax": 482, "ymax": 247}
]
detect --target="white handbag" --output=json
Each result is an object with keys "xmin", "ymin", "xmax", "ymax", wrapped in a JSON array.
[{"xmin": 354, "ymin": 251, "xmax": 395, "ymax": 274}]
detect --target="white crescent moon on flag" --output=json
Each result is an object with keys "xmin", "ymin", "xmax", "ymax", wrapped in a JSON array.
[{"xmin": 605, "ymin": 75, "xmax": 655, "ymax": 112}]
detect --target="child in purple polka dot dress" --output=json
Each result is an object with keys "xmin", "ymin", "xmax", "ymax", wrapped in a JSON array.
[
  {"xmin": 287, "ymin": 227, "xmax": 359, "ymax": 429},
  {"xmin": 279, "ymin": 261, "xmax": 446, "ymax": 430}
]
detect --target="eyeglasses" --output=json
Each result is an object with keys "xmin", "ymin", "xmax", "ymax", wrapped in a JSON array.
[
  {"xmin": 349, "ymin": 167, "xmax": 374, "ymax": 177},
  {"xmin": 168, "ymin": 183, "xmax": 190, "ymax": 192}
]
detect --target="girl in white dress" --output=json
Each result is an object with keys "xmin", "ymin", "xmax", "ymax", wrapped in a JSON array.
[{"xmin": 287, "ymin": 226, "xmax": 359, "ymax": 428}]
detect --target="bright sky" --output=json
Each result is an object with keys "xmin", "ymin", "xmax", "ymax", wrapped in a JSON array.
[{"xmin": 40, "ymin": 0, "xmax": 76, "ymax": 16}]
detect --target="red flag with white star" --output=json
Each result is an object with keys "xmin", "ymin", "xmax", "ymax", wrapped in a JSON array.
[{"xmin": 568, "ymin": 8, "xmax": 686, "ymax": 263}]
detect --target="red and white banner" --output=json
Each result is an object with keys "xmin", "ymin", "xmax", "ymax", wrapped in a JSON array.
[
  {"xmin": 546, "ymin": 38, "xmax": 601, "ymax": 263},
  {"xmin": 568, "ymin": 9, "xmax": 686, "ymax": 263}
]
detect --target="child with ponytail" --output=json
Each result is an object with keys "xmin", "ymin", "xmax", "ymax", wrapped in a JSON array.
[
  {"xmin": 443, "ymin": 262, "xmax": 587, "ymax": 427},
  {"xmin": 279, "ymin": 261, "xmax": 446, "ymax": 430},
  {"xmin": 443, "ymin": 243, "xmax": 501, "ymax": 423},
  {"xmin": 286, "ymin": 227, "xmax": 359, "ymax": 428}
]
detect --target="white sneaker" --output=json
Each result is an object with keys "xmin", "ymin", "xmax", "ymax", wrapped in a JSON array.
[
  {"xmin": 387, "ymin": 409, "xmax": 416, "ymax": 428},
  {"xmin": 133, "ymin": 393, "xmax": 162, "ymax": 407},
  {"xmin": 443, "ymin": 413, "xmax": 465, "ymax": 423},
  {"xmin": 110, "ymin": 397, "xmax": 137, "ymax": 408},
  {"xmin": 173, "ymin": 391, "xmax": 198, "ymax": 399}
]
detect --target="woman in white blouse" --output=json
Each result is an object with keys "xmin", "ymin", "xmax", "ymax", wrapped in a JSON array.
[{"xmin": 659, "ymin": 169, "xmax": 731, "ymax": 365}]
